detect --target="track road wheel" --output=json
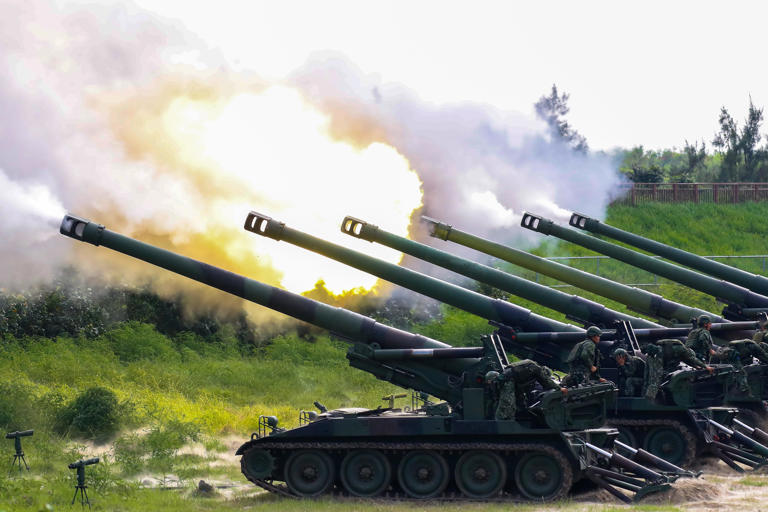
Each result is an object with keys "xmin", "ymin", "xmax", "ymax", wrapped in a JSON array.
[
  {"xmin": 397, "ymin": 450, "xmax": 450, "ymax": 499},
  {"xmin": 643, "ymin": 426, "xmax": 694, "ymax": 467},
  {"xmin": 340, "ymin": 449, "xmax": 391, "ymax": 497},
  {"xmin": 514, "ymin": 449, "xmax": 572, "ymax": 501},
  {"xmin": 241, "ymin": 448, "xmax": 275, "ymax": 480},
  {"xmin": 284, "ymin": 450, "xmax": 335, "ymax": 497},
  {"xmin": 454, "ymin": 450, "xmax": 506, "ymax": 499}
]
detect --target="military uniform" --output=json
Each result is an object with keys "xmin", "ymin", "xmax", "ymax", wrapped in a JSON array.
[
  {"xmin": 616, "ymin": 354, "xmax": 645, "ymax": 397},
  {"xmin": 489, "ymin": 359, "xmax": 560, "ymax": 420},
  {"xmin": 644, "ymin": 339, "xmax": 708, "ymax": 400},
  {"xmin": 686, "ymin": 327, "xmax": 715, "ymax": 362},
  {"xmin": 715, "ymin": 339, "xmax": 768, "ymax": 394},
  {"xmin": 563, "ymin": 338, "xmax": 601, "ymax": 387},
  {"xmin": 753, "ymin": 329, "xmax": 768, "ymax": 355}
]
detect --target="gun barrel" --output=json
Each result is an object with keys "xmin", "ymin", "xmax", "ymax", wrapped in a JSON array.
[
  {"xmin": 570, "ymin": 212, "xmax": 768, "ymax": 297},
  {"xmin": 244, "ymin": 211, "xmax": 582, "ymax": 334},
  {"xmin": 341, "ymin": 216, "xmax": 660, "ymax": 329},
  {"xmin": 520, "ymin": 212, "xmax": 768, "ymax": 309},
  {"xmin": 421, "ymin": 216, "xmax": 725, "ymax": 324},
  {"xmin": 60, "ymin": 214, "xmax": 461, "ymax": 358}
]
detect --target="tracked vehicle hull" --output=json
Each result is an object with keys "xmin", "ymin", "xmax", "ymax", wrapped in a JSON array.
[{"xmin": 237, "ymin": 413, "xmax": 617, "ymax": 501}]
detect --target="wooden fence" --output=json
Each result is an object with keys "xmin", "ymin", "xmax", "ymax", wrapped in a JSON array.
[{"xmin": 613, "ymin": 183, "xmax": 768, "ymax": 205}]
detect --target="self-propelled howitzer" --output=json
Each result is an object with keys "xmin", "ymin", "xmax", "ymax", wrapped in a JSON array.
[
  {"xmin": 60, "ymin": 213, "xmax": 675, "ymax": 502},
  {"xmin": 569, "ymin": 212, "xmax": 768, "ymax": 299},
  {"xmin": 520, "ymin": 213, "xmax": 768, "ymax": 319},
  {"xmin": 241, "ymin": 213, "xmax": 768, "ymax": 469},
  {"xmin": 421, "ymin": 215, "xmax": 728, "ymax": 325},
  {"xmin": 339, "ymin": 215, "xmax": 661, "ymax": 329}
]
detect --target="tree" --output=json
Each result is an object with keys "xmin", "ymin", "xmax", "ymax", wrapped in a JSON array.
[
  {"xmin": 674, "ymin": 140, "xmax": 707, "ymax": 183},
  {"xmin": 712, "ymin": 98, "xmax": 768, "ymax": 181},
  {"xmin": 535, "ymin": 84, "xmax": 589, "ymax": 152}
]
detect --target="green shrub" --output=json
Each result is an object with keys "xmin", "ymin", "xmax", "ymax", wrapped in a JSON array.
[
  {"xmin": 56, "ymin": 386, "xmax": 121, "ymax": 440},
  {"xmin": 103, "ymin": 322, "xmax": 178, "ymax": 363}
]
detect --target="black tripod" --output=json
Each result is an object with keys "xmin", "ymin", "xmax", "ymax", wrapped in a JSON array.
[
  {"xmin": 68, "ymin": 458, "xmax": 99, "ymax": 508},
  {"xmin": 8, "ymin": 436, "xmax": 30, "ymax": 474},
  {"xmin": 71, "ymin": 466, "xmax": 91, "ymax": 508}
]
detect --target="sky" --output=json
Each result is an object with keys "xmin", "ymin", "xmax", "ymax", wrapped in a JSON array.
[{"xmin": 135, "ymin": 0, "xmax": 768, "ymax": 152}]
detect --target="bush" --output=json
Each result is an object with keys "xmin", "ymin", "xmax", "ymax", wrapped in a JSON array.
[
  {"xmin": 103, "ymin": 322, "xmax": 178, "ymax": 363},
  {"xmin": 56, "ymin": 386, "xmax": 121, "ymax": 440}
]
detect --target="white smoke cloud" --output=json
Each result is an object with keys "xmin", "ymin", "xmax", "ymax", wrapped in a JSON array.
[
  {"xmin": 0, "ymin": 2, "xmax": 623, "ymax": 303},
  {"xmin": 290, "ymin": 54, "xmax": 623, "ymax": 246}
]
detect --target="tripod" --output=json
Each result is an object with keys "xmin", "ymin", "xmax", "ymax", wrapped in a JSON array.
[
  {"xmin": 9, "ymin": 450, "xmax": 30, "ymax": 474},
  {"xmin": 71, "ymin": 483, "xmax": 91, "ymax": 509}
]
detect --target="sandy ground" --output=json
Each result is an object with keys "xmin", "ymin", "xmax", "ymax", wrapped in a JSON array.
[{"xmin": 78, "ymin": 436, "xmax": 768, "ymax": 509}]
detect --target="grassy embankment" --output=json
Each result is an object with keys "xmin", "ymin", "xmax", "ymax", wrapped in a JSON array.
[{"xmin": 1, "ymin": 202, "xmax": 767, "ymax": 511}]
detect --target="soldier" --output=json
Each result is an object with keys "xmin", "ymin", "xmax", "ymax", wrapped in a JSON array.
[
  {"xmin": 562, "ymin": 326, "xmax": 607, "ymax": 387},
  {"xmin": 612, "ymin": 348, "xmax": 645, "ymax": 397},
  {"xmin": 686, "ymin": 315, "xmax": 716, "ymax": 362},
  {"xmin": 485, "ymin": 360, "xmax": 567, "ymax": 420},
  {"xmin": 714, "ymin": 339, "xmax": 768, "ymax": 394},
  {"xmin": 753, "ymin": 316, "xmax": 768, "ymax": 353},
  {"xmin": 644, "ymin": 339, "xmax": 713, "ymax": 400}
]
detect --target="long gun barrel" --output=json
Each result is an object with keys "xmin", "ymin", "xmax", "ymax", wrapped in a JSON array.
[
  {"xmin": 520, "ymin": 212, "xmax": 768, "ymax": 311},
  {"xmin": 244, "ymin": 212, "xmax": 582, "ymax": 335},
  {"xmin": 570, "ymin": 212, "xmax": 768, "ymax": 298},
  {"xmin": 58, "ymin": 214, "xmax": 473, "ymax": 388},
  {"xmin": 340, "ymin": 216, "xmax": 661, "ymax": 329},
  {"xmin": 421, "ymin": 216, "xmax": 726, "ymax": 324}
]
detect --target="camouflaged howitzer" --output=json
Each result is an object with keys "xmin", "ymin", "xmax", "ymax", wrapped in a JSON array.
[
  {"xmin": 242, "ymin": 211, "xmax": 768, "ymax": 469},
  {"xmin": 421, "ymin": 215, "xmax": 730, "ymax": 325},
  {"xmin": 570, "ymin": 212, "xmax": 768, "ymax": 301},
  {"xmin": 504, "ymin": 320, "xmax": 768, "ymax": 469},
  {"xmin": 61, "ymin": 214, "xmax": 684, "ymax": 502},
  {"xmin": 521, "ymin": 212, "xmax": 768, "ymax": 321}
]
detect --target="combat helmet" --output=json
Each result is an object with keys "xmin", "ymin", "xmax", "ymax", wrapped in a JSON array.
[
  {"xmin": 586, "ymin": 326, "xmax": 602, "ymax": 338},
  {"xmin": 612, "ymin": 348, "xmax": 628, "ymax": 358},
  {"xmin": 697, "ymin": 314, "xmax": 711, "ymax": 327},
  {"xmin": 484, "ymin": 370, "xmax": 500, "ymax": 383}
]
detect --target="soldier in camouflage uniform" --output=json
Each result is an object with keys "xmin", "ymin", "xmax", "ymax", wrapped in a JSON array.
[
  {"xmin": 686, "ymin": 315, "xmax": 716, "ymax": 362},
  {"xmin": 485, "ymin": 360, "xmax": 567, "ymax": 420},
  {"xmin": 562, "ymin": 326, "xmax": 607, "ymax": 387},
  {"xmin": 612, "ymin": 348, "xmax": 645, "ymax": 397},
  {"xmin": 753, "ymin": 316, "xmax": 768, "ymax": 354},
  {"xmin": 713, "ymin": 339, "xmax": 768, "ymax": 394},
  {"xmin": 643, "ymin": 339, "xmax": 713, "ymax": 400}
]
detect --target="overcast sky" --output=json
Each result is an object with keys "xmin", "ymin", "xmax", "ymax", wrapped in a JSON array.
[{"xmin": 134, "ymin": 0, "xmax": 768, "ymax": 152}]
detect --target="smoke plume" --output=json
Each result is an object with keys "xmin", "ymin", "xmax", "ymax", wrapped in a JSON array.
[{"xmin": 0, "ymin": 2, "xmax": 622, "ymax": 323}]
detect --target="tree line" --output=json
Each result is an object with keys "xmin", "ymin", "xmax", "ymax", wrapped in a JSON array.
[{"xmin": 536, "ymin": 86, "xmax": 768, "ymax": 183}]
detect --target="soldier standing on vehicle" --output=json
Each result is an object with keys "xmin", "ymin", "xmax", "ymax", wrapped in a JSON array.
[
  {"xmin": 612, "ymin": 348, "xmax": 645, "ymax": 397},
  {"xmin": 686, "ymin": 315, "xmax": 716, "ymax": 362},
  {"xmin": 644, "ymin": 339, "xmax": 713, "ymax": 400},
  {"xmin": 562, "ymin": 326, "xmax": 607, "ymax": 387},
  {"xmin": 486, "ymin": 360, "xmax": 567, "ymax": 420}
]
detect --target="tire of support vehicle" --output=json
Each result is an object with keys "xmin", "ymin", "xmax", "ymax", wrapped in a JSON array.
[
  {"xmin": 454, "ymin": 450, "xmax": 506, "ymax": 499},
  {"xmin": 397, "ymin": 450, "xmax": 450, "ymax": 499},
  {"xmin": 514, "ymin": 449, "xmax": 571, "ymax": 501},
  {"xmin": 284, "ymin": 449, "xmax": 335, "ymax": 497},
  {"xmin": 340, "ymin": 449, "xmax": 391, "ymax": 497}
]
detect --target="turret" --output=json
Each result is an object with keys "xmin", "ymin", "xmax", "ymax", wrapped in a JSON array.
[
  {"xmin": 570, "ymin": 212, "xmax": 768, "ymax": 298},
  {"xmin": 243, "ymin": 211, "xmax": 582, "ymax": 335},
  {"xmin": 421, "ymin": 216, "xmax": 727, "ymax": 324},
  {"xmin": 520, "ymin": 212, "xmax": 768, "ymax": 317},
  {"xmin": 339, "ymin": 215, "xmax": 661, "ymax": 329}
]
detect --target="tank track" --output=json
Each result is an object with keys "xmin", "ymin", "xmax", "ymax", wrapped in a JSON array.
[
  {"xmin": 241, "ymin": 440, "xmax": 573, "ymax": 501},
  {"xmin": 608, "ymin": 419, "xmax": 697, "ymax": 467}
]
